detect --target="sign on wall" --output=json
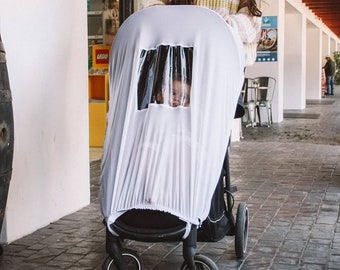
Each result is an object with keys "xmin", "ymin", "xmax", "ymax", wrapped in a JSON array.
[{"xmin": 256, "ymin": 16, "xmax": 278, "ymax": 62}]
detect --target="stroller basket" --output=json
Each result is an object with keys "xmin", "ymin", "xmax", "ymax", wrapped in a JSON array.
[{"xmin": 100, "ymin": 5, "xmax": 248, "ymax": 270}]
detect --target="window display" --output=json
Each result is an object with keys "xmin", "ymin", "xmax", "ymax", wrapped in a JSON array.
[{"xmin": 102, "ymin": 0, "xmax": 120, "ymax": 45}]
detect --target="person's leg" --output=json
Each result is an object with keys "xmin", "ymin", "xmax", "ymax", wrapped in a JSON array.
[
  {"xmin": 330, "ymin": 76, "xmax": 335, "ymax": 95},
  {"xmin": 326, "ymin": 76, "xmax": 331, "ymax": 95}
]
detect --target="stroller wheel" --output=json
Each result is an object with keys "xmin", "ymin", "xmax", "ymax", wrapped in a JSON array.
[
  {"xmin": 235, "ymin": 202, "xmax": 249, "ymax": 259},
  {"xmin": 102, "ymin": 248, "xmax": 143, "ymax": 270},
  {"xmin": 180, "ymin": 254, "xmax": 218, "ymax": 270}
]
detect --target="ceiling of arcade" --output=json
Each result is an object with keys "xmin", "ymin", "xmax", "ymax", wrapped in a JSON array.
[{"xmin": 302, "ymin": 0, "xmax": 340, "ymax": 39}]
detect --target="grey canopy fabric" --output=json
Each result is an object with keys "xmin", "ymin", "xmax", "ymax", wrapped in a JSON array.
[{"xmin": 100, "ymin": 5, "xmax": 245, "ymax": 236}]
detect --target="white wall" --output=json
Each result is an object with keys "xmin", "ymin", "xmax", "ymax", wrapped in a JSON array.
[
  {"xmin": 246, "ymin": 0, "xmax": 285, "ymax": 123},
  {"xmin": 306, "ymin": 22, "xmax": 322, "ymax": 100},
  {"xmin": 0, "ymin": 0, "xmax": 90, "ymax": 243},
  {"xmin": 322, "ymin": 32, "xmax": 330, "ymax": 58},
  {"xmin": 330, "ymin": 38, "xmax": 336, "ymax": 53},
  {"xmin": 284, "ymin": 4, "xmax": 306, "ymax": 110}
]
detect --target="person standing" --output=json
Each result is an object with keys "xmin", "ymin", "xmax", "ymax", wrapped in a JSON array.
[
  {"xmin": 323, "ymin": 56, "xmax": 336, "ymax": 96},
  {"xmin": 140, "ymin": 0, "xmax": 169, "ymax": 8},
  {"xmin": 141, "ymin": 0, "xmax": 262, "ymax": 67},
  {"xmin": 193, "ymin": 0, "xmax": 262, "ymax": 67},
  {"xmin": 192, "ymin": 0, "xmax": 263, "ymax": 119}
]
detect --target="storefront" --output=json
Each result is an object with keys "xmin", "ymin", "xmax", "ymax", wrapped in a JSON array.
[{"xmin": 87, "ymin": 0, "xmax": 135, "ymax": 146}]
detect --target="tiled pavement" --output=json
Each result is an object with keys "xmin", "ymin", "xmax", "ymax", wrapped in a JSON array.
[{"xmin": 1, "ymin": 87, "xmax": 339, "ymax": 269}]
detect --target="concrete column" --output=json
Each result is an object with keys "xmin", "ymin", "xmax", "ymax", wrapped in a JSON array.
[
  {"xmin": 0, "ymin": 0, "xmax": 90, "ymax": 243},
  {"xmin": 322, "ymin": 33, "xmax": 330, "ymax": 57},
  {"xmin": 306, "ymin": 22, "xmax": 322, "ymax": 99},
  {"xmin": 330, "ymin": 38, "xmax": 336, "ymax": 54},
  {"xmin": 284, "ymin": 3, "xmax": 305, "ymax": 110}
]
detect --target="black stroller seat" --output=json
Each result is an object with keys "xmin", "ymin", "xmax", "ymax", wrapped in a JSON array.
[
  {"xmin": 113, "ymin": 209, "xmax": 187, "ymax": 241},
  {"xmin": 100, "ymin": 5, "xmax": 248, "ymax": 270}
]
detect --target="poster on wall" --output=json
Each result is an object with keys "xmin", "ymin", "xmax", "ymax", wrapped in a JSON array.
[{"xmin": 256, "ymin": 16, "xmax": 278, "ymax": 62}]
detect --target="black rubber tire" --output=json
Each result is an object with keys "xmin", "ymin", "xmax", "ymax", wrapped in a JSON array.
[
  {"xmin": 102, "ymin": 248, "xmax": 143, "ymax": 270},
  {"xmin": 180, "ymin": 254, "xmax": 218, "ymax": 270},
  {"xmin": 235, "ymin": 202, "xmax": 249, "ymax": 259}
]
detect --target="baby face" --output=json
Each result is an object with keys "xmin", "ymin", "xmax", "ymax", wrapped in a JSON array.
[{"xmin": 170, "ymin": 79, "xmax": 191, "ymax": 107}]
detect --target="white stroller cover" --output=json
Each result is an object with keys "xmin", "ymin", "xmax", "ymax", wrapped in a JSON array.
[{"xmin": 100, "ymin": 5, "xmax": 245, "ymax": 236}]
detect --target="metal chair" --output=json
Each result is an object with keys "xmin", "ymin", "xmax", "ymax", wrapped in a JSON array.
[
  {"xmin": 242, "ymin": 78, "xmax": 260, "ymax": 128},
  {"xmin": 252, "ymin": 76, "xmax": 276, "ymax": 127}
]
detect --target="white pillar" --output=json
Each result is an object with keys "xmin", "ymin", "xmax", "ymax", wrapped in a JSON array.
[
  {"xmin": 306, "ymin": 22, "xmax": 322, "ymax": 99},
  {"xmin": 284, "ymin": 3, "xmax": 305, "ymax": 110},
  {"xmin": 322, "ymin": 32, "xmax": 330, "ymax": 57},
  {"xmin": 0, "ymin": 0, "xmax": 90, "ymax": 243},
  {"xmin": 330, "ymin": 38, "xmax": 336, "ymax": 54}
]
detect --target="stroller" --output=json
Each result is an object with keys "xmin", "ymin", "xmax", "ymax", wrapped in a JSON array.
[{"xmin": 100, "ymin": 5, "xmax": 248, "ymax": 270}]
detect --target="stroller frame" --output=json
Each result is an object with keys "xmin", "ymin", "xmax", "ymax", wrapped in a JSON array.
[{"xmin": 103, "ymin": 140, "xmax": 249, "ymax": 270}]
